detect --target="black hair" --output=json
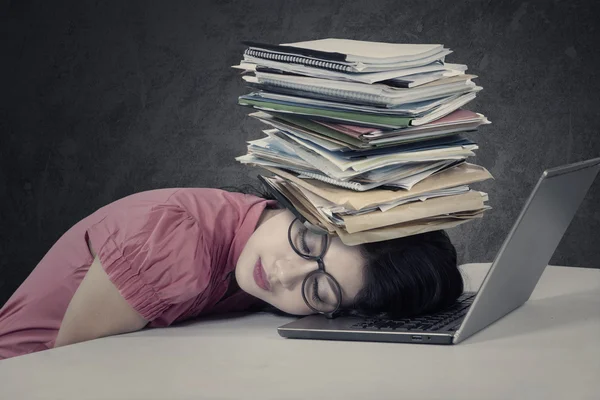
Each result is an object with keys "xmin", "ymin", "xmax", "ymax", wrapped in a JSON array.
[
  {"xmin": 218, "ymin": 183, "xmax": 276, "ymax": 202},
  {"xmin": 348, "ymin": 230, "xmax": 463, "ymax": 318},
  {"xmin": 221, "ymin": 181, "xmax": 463, "ymax": 318}
]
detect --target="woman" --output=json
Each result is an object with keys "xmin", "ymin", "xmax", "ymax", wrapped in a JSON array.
[{"xmin": 0, "ymin": 187, "xmax": 463, "ymax": 359}]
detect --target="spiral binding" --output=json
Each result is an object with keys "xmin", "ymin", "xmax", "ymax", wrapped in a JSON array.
[
  {"xmin": 245, "ymin": 48, "xmax": 353, "ymax": 73},
  {"xmin": 299, "ymin": 172, "xmax": 364, "ymax": 191},
  {"xmin": 258, "ymin": 76, "xmax": 386, "ymax": 105}
]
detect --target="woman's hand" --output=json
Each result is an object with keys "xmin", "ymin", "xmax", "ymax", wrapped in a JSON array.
[{"xmin": 54, "ymin": 254, "xmax": 149, "ymax": 348}]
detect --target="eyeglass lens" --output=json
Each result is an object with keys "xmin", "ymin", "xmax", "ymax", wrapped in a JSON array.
[
  {"xmin": 290, "ymin": 219, "xmax": 340, "ymax": 313},
  {"xmin": 289, "ymin": 219, "xmax": 327, "ymax": 258},
  {"xmin": 303, "ymin": 272, "xmax": 340, "ymax": 313}
]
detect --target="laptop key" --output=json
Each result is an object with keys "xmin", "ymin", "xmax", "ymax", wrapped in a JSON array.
[{"xmin": 350, "ymin": 294, "xmax": 475, "ymax": 331}]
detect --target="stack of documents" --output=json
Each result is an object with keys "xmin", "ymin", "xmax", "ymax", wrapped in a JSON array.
[{"xmin": 233, "ymin": 38, "xmax": 493, "ymax": 245}]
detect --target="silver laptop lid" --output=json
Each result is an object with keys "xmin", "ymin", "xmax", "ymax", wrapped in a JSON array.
[{"xmin": 454, "ymin": 157, "xmax": 600, "ymax": 343}]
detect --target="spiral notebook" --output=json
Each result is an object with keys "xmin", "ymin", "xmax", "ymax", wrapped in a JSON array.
[
  {"xmin": 233, "ymin": 58, "xmax": 467, "ymax": 85},
  {"xmin": 296, "ymin": 159, "xmax": 457, "ymax": 191},
  {"xmin": 242, "ymin": 74, "xmax": 478, "ymax": 108},
  {"xmin": 297, "ymin": 171, "xmax": 382, "ymax": 191},
  {"xmin": 243, "ymin": 39, "xmax": 452, "ymax": 73}
]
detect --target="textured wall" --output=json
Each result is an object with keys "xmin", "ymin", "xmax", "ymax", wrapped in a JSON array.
[{"xmin": 1, "ymin": 0, "xmax": 599, "ymax": 306}]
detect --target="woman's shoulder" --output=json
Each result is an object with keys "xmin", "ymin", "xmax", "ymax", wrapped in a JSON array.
[
  {"xmin": 91, "ymin": 187, "xmax": 272, "ymax": 228},
  {"xmin": 102, "ymin": 188, "xmax": 254, "ymax": 211},
  {"xmin": 166, "ymin": 188, "xmax": 269, "ymax": 214}
]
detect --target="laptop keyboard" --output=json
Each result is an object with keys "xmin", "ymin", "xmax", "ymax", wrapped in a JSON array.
[{"xmin": 349, "ymin": 292, "xmax": 476, "ymax": 332}]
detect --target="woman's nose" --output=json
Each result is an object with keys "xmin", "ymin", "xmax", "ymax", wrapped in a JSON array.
[{"xmin": 274, "ymin": 258, "xmax": 318, "ymax": 290}]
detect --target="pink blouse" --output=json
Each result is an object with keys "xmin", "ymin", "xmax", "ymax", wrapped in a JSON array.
[{"xmin": 0, "ymin": 188, "xmax": 276, "ymax": 359}]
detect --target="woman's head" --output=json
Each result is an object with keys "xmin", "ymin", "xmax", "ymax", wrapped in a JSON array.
[
  {"xmin": 236, "ymin": 208, "xmax": 366, "ymax": 315},
  {"xmin": 352, "ymin": 230, "xmax": 463, "ymax": 318},
  {"xmin": 235, "ymin": 206, "xmax": 463, "ymax": 318}
]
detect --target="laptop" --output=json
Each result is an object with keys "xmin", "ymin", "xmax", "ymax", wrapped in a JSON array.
[{"xmin": 274, "ymin": 157, "xmax": 600, "ymax": 345}]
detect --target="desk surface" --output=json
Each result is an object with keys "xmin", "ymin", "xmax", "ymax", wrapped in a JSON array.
[{"xmin": 1, "ymin": 263, "xmax": 599, "ymax": 400}]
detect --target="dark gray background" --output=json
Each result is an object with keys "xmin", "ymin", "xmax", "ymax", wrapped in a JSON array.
[{"xmin": 1, "ymin": 0, "xmax": 599, "ymax": 307}]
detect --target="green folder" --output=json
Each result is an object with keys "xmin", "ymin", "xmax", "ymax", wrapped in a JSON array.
[
  {"xmin": 263, "ymin": 112, "xmax": 369, "ymax": 148},
  {"xmin": 239, "ymin": 96, "xmax": 413, "ymax": 129},
  {"xmin": 252, "ymin": 111, "xmax": 467, "ymax": 152}
]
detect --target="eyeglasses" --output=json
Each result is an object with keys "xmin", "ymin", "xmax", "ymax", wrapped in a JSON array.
[{"xmin": 287, "ymin": 217, "xmax": 342, "ymax": 318}]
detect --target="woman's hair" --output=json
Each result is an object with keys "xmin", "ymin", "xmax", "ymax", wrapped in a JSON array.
[
  {"xmin": 348, "ymin": 230, "xmax": 463, "ymax": 319},
  {"xmin": 222, "ymin": 181, "xmax": 463, "ymax": 318},
  {"xmin": 218, "ymin": 182, "xmax": 277, "ymax": 202}
]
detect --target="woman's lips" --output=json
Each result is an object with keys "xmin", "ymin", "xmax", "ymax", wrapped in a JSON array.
[{"xmin": 253, "ymin": 258, "xmax": 271, "ymax": 291}]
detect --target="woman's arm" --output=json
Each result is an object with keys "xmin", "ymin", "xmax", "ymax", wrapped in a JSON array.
[{"xmin": 54, "ymin": 253, "xmax": 149, "ymax": 348}]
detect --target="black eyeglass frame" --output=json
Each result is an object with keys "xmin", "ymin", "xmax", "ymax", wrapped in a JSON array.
[{"xmin": 287, "ymin": 217, "xmax": 342, "ymax": 319}]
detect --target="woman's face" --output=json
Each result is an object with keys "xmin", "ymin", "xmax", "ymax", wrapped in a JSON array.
[{"xmin": 236, "ymin": 208, "xmax": 366, "ymax": 315}]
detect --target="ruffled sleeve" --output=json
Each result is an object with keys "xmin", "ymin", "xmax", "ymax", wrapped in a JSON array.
[{"xmin": 85, "ymin": 202, "xmax": 210, "ymax": 322}]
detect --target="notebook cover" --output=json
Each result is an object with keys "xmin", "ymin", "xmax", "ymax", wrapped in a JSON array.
[{"xmin": 242, "ymin": 40, "xmax": 347, "ymax": 62}]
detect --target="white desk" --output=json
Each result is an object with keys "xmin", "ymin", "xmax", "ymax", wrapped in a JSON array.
[{"xmin": 1, "ymin": 263, "xmax": 599, "ymax": 400}]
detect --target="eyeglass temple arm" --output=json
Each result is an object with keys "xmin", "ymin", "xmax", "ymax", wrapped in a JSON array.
[
  {"xmin": 257, "ymin": 175, "xmax": 329, "ymax": 236},
  {"xmin": 302, "ymin": 220, "xmax": 329, "ymax": 236}
]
